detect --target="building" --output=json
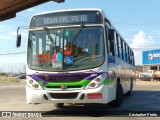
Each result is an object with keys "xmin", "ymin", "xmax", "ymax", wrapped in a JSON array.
[
  {"xmin": 142, "ymin": 49, "xmax": 160, "ymax": 72},
  {"xmin": 136, "ymin": 65, "xmax": 143, "ymax": 72}
]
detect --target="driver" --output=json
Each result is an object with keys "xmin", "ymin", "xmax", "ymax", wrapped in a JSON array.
[{"xmin": 82, "ymin": 32, "xmax": 99, "ymax": 59}]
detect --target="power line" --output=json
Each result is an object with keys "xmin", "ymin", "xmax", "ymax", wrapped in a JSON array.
[
  {"xmin": 0, "ymin": 44, "xmax": 27, "ymax": 51},
  {"xmin": 0, "ymin": 51, "xmax": 26, "ymax": 55},
  {"xmin": 115, "ymin": 23, "xmax": 160, "ymax": 26},
  {"xmin": 124, "ymin": 37, "xmax": 160, "ymax": 40}
]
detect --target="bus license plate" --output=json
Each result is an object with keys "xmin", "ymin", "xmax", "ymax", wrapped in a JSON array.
[{"xmin": 87, "ymin": 93, "xmax": 102, "ymax": 99}]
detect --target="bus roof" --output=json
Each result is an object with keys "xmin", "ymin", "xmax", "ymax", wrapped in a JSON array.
[
  {"xmin": 32, "ymin": 8, "xmax": 105, "ymax": 17},
  {"xmin": 30, "ymin": 8, "xmax": 133, "ymax": 52}
]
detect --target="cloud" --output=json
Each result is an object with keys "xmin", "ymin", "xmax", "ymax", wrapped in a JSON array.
[
  {"xmin": 0, "ymin": 54, "xmax": 26, "ymax": 73},
  {"xmin": 153, "ymin": 30, "xmax": 160, "ymax": 34},
  {"xmin": 9, "ymin": 31, "xmax": 17, "ymax": 36},
  {"xmin": 0, "ymin": 25, "xmax": 16, "ymax": 40},
  {"xmin": 0, "ymin": 54, "xmax": 26, "ymax": 64},
  {"xmin": 0, "ymin": 63, "xmax": 26, "ymax": 73},
  {"xmin": 8, "ymin": 31, "xmax": 27, "ymax": 37},
  {"xmin": 0, "ymin": 31, "xmax": 16, "ymax": 40},
  {"xmin": 0, "ymin": 36, "xmax": 14, "ymax": 40},
  {"xmin": 0, "ymin": 29, "xmax": 28, "ymax": 41},
  {"xmin": 0, "ymin": 24, "xmax": 4, "ymax": 29},
  {"xmin": 130, "ymin": 31, "xmax": 155, "ymax": 65},
  {"xmin": 0, "ymin": 24, "xmax": 14, "ymax": 32},
  {"xmin": 130, "ymin": 30, "xmax": 154, "ymax": 49}
]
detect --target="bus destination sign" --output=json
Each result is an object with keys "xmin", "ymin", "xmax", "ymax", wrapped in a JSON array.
[
  {"xmin": 30, "ymin": 11, "xmax": 102, "ymax": 27},
  {"xmin": 44, "ymin": 14, "xmax": 88, "ymax": 25}
]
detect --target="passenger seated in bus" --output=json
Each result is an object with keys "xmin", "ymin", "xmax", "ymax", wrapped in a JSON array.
[
  {"xmin": 51, "ymin": 46, "xmax": 62, "ymax": 68},
  {"xmin": 64, "ymin": 44, "xmax": 72, "ymax": 56}
]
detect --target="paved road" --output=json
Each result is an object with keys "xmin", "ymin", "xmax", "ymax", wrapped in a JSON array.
[{"xmin": 0, "ymin": 80, "xmax": 160, "ymax": 120}]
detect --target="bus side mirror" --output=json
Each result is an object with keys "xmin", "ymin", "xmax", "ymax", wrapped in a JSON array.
[
  {"xmin": 108, "ymin": 29, "xmax": 115, "ymax": 41},
  {"xmin": 16, "ymin": 34, "xmax": 21, "ymax": 48},
  {"xmin": 16, "ymin": 26, "xmax": 28, "ymax": 48}
]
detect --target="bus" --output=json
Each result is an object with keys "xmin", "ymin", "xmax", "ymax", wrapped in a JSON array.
[{"xmin": 16, "ymin": 9, "xmax": 135, "ymax": 108}]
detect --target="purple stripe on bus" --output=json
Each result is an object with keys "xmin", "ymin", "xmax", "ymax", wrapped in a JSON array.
[
  {"xmin": 28, "ymin": 75, "xmax": 48, "ymax": 86},
  {"xmin": 27, "ymin": 72, "xmax": 108, "ymax": 86}
]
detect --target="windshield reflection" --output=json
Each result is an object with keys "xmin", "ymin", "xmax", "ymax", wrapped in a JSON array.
[{"xmin": 28, "ymin": 26, "xmax": 104, "ymax": 71}]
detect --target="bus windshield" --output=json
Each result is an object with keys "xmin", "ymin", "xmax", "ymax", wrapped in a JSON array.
[{"xmin": 27, "ymin": 26, "xmax": 104, "ymax": 71}]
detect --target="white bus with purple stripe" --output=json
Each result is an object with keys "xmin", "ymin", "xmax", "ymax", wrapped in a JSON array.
[{"xmin": 17, "ymin": 9, "xmax": 135, "ymax": 108}]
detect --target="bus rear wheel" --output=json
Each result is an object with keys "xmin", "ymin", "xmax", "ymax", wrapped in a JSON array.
[
  {"xmin": 54, "ymin": 103, "xmax": 64, "ymax": 108},
  {"xmin": 108, "ymin": 81, "xmax": 123, "ymax": 108}
]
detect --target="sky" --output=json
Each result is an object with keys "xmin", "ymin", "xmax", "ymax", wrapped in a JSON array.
[{"xmin": 0, "ymin": 0, "xmax": 160, "ymax": 73}]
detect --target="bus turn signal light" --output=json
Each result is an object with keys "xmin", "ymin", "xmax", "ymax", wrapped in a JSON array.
[{"xmin": 44, "ymin": 75, "xmax": 49, "ymax": 81}]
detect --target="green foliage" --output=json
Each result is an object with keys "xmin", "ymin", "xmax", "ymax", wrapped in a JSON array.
[{"xmin": 0, "ymin": 73, "xmax": 7, "ymax": 76}]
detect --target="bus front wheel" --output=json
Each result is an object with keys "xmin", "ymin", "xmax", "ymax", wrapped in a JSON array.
[{"xmin": 108, "ymin": 81, "xmax": 123, "ymax": 108}]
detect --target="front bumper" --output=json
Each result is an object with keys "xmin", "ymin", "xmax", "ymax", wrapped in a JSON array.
[{"xmin": 26, "ymin": 85, "xmax": 109, "ymax": 104}]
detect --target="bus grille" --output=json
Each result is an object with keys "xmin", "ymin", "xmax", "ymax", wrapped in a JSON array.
[{"xmin": 50, "ymin": 93, "xmax": 78, "ymax": 99}]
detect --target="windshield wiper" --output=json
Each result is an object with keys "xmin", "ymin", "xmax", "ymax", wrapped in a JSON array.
[
  {"xmin": 43, "ymin": 27, "xmax": 55, "ymax": 44},
  {"xmin": 70, "ymin": 25, "xmax": 85, "ymax": 42}
]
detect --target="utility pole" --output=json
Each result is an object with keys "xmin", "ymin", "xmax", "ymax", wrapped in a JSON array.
[
  {"xmin": 23, "ymin": 64, "xmax": 26, "ymax": 73},
  {"xmin": 12, "ymin": 67, "xmax": 13, "ymax": 74}
]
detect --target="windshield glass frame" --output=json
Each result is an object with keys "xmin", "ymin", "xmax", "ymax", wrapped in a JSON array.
[{"xmin": 27, "ymin": 25, "xmax": 105, "ymax": 72}]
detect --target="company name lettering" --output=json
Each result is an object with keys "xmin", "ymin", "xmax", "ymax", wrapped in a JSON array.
[
  {"xmin": 148, "ymin": 52, "xmax": 160, "ymax": 61},
  {"xmin": 152, "ymin": 53, "xmax": 160, "ymax": 57},
  {"xmin": 149, "ymin": 53, "xmax": 160, "ymax": 58}
]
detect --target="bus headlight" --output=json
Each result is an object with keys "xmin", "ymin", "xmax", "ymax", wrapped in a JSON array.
[
  {"xmin": 27, "ymin": 78, "xmax": 43, "ymax": 90},
  {"xmin": 96, "ymin": 78, "xmax": 101, "ymax": 82},
  {"xmin": 85, "ymin": 74, "xmax": 107, "ymax": 89},
  {"xmin": 90, "ymin": 82, "xmax": 96, "ymax": 88},
  {"xmin": 32, "ymin": 84, "xmax": 39, "ymax": 89},
  {"xmin": 29, "ymin": 80, "xmax": 33, "ymax": 84}
]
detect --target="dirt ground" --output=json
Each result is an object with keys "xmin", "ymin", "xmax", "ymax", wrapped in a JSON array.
[{"xmin": 136, "ymin": 79, "xmax": 160, "ymax": 85}]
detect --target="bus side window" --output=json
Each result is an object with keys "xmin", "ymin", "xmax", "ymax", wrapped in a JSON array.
[
  {"xmin": 132, "ymin": 52, "xmax": 135, "ymax": 66},
  {"xmin": 120, "ymin": 38, "xmax": 124, "ymax": 60},
  {"xmin": 125, "ymin": 44, "xmax": 128, "ymax": 63},
  {"xmin": 127, "ymin": 46, "xmax": 130, "ymax": 63},
  {"xmin": 128, "ymin": 46, "xmax": 130, "ymax": 64},
  {"xmin": 116, "ymin": 33, "xmax": 119, "ymax": 57},
  {"xmin": 108, "ymin": 29, "xmax": 115, "ymax": 56},
  {"xmin": 105, "ymin": 25, "xmax": 109, "ymax": 54},
  {"xmin": 123, "ymin": 41, "xmax": 126, "ymax": 61}
]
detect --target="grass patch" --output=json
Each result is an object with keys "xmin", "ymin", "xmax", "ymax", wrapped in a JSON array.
[{"xmin": 0, "ymin": 76, "xmax": 20, "ymax": 83}]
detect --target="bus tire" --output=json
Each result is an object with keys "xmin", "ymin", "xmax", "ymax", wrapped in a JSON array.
[
  {"xmin": 54, "ymin": 103, "xmax": 64, "ymax": 108},
  {"xmin": 108, "ymin": 81, "xmax": 123, "ymax": 108},
  {"xmin": 126, "ymin": 79, "xmax": 133, "ymax": 96}
]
